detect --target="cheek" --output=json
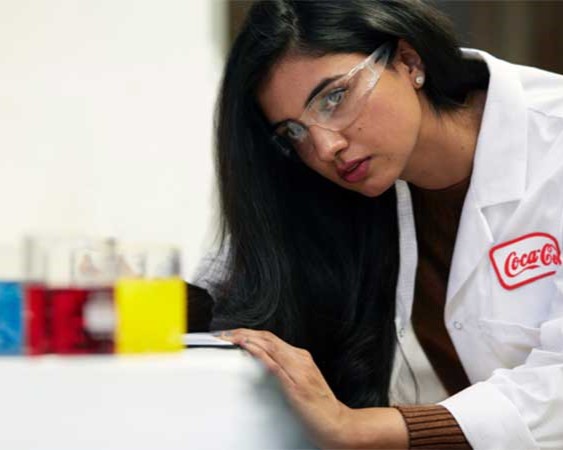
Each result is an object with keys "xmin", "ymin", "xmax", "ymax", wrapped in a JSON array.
[
  {"xmin": 362, "ymin": 88, "xmax": 421, "ymax": 152},
  {"xmin": 300, "ymin": 156, "xmax": 339, "ymax": 182}
]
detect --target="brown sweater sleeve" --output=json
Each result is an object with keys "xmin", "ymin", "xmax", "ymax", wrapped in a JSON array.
[{"xmin": 394, "ymin": 405, "xmax": 472, "ymax": 449}]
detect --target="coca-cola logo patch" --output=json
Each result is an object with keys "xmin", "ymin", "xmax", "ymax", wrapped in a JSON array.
[{"xmin": 489, "ymin": 232, "xmax": 562, "ymax": 290}]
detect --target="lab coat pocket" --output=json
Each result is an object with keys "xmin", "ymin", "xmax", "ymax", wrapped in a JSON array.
[{"xmin": 479, "ymin": 318, "xmax": 541, "ymax": 368}]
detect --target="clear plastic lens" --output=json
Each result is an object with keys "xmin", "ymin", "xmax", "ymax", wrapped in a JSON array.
[
  {"xmin": 308, "ymin": 59, "xmax": 375, "ymax": 128},
  {"xmin": 286, "ymin": 121, "xmax": 307, "ymax": 141},
  {"xmin": 273, "ymin": 42, "xmax": 391, "ymax": 159},
  {"xmin": 315, "ymin": 87, "xmax": 347, "ymax": 117}
]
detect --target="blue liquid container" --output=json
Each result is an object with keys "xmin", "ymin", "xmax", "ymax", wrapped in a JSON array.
[{"xmin": 0, "ymin": 282, "xmax": 24, "ymax": 355}]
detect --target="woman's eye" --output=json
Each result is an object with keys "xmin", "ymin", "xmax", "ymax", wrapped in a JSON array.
[
  {"xmin": 321, "ymin": 88, "xmax": 346, "ymax": 110},
  {"xmin": 285, "ymin": 122, "xmax": 307, "ymax": 141}
]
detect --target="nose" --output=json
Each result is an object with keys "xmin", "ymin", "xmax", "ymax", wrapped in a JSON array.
[{"xmin": 308, "ymin": 125, "xmax": 348, "ymax": 161}]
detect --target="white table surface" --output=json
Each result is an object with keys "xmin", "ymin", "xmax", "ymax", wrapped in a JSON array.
[{"xmin": 0, "ymin": 348, "xmax": 315, "ymax": 449}]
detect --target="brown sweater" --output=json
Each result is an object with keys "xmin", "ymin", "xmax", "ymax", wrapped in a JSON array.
[{"xmin": 395, "ymin": 177, "xmax": 473, "ymax": 449}]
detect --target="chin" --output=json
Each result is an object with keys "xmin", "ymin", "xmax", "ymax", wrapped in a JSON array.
[
  {"xmin": 358, "ymin": 178, "xmax": 392, "ymax": 198},
  {"xmin": 360, "ymin": 188, "xmax": 383, "ymax": 198}
]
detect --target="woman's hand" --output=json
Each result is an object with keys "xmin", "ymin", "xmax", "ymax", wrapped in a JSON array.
[{"xmin": 215, "ymin": 328, "xmax": 353, "ymax": 449}]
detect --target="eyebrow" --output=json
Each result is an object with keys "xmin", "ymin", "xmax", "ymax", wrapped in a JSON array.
[
  {"xmin": 304, "ymin": 74, "xmax": 344, "ymax": 107},
  {"xmin": 271, "ymin": 73, "xmax": 345, "ymax": 130}
]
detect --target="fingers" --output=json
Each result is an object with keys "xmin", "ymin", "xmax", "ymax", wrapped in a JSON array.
[
  {"xmin": 219, "ymin": 329, "xmax": 300, "ymax": 393},
  {"xmin": 241, "ymin": 338, "xmax": 296, "ymax": 389},
  {"xmin": 221, "ymin": 328, "xmax": 312, "ymax": 376},
  {"xmin": 218, "ymin": 329, "xmax": 335, "ymax": 400}
]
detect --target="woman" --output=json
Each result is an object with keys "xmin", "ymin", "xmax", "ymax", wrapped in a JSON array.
[{"xmin": 193, "ymin": 1, "xmax": 563, "ymax": 448}]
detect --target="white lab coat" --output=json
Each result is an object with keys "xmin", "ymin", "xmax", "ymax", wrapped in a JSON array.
[
  {"xmin": 193, "ymin": 49, "xmax": 563, "ymax": 450},
  {"xmin": 391, "ymin": 49, "xmax": 563, "ymax": 450}
]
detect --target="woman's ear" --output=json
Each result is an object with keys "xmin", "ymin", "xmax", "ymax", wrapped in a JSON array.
[{"xmin": 395, "ymin": 38, "xmax": 426, "ymax": 89}]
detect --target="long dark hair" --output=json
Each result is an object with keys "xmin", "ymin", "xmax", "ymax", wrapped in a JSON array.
[{"xmin": 209, "ymin": 0, "xmax": 488, "ymax": 408}]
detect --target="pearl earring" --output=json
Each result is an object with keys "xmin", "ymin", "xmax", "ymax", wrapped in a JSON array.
[{"xmin": 415, "ymin": 75, "xmax": 425, "ymax": 86}]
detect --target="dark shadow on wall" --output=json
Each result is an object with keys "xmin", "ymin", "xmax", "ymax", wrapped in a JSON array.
[{"xmin": 436, "ymin": 0, "xmax": 563, "ymax": 74}]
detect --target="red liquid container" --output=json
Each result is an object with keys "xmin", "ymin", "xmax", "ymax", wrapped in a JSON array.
[
  {"xmin": 50, "ymin": 287, "xmax": 114, "ymax": 355},
  {"xmin": 24, "ymin": 283, "xmax": 51, "ymax": 355}
]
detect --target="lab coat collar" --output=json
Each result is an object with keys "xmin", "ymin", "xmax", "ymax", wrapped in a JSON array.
[
  {"xmin": 446, "ymin": 49, "xmax": 528, "ymax": 304},
  {"xmin": 462, "ymin": 48, "xmax": 528, "ymax": 208}
]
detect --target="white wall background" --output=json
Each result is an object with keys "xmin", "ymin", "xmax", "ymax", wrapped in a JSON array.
[{"xmin": 0, "ymin": 0, "xmax": 226, "ymax": 280}]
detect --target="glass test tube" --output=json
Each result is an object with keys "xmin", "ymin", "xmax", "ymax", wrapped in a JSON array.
[
  {"xmin": 114, "ymin": 244, "xmax": 186, "ymax": 354},
  {"xmin": 44, "ymin": 236, "xmax": 116, "ymax": 355}
]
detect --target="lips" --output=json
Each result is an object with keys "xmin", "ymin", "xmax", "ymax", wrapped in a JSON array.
[{"xmin": 337, "ymin": 157, "xmax": 371, "ymax": 183}]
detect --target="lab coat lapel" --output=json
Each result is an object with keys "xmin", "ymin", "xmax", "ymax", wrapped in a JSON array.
[
  {"xmin": 446, "ymin": 188, "xmax": 493, "ymax": 305},
  {"xmin": 446, "ymin": 50, "xmax": 528, "ymax": 304}
]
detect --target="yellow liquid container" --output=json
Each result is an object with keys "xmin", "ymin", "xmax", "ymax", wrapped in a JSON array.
[{"xmin": 115, "ymin": 277, "xmax": 187, "ymax": 354}]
